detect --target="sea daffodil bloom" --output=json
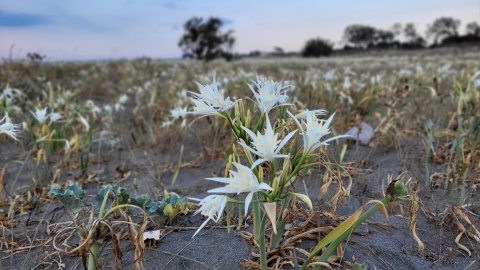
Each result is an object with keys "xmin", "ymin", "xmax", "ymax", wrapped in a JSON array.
[
  {"xmin": 289, "ymin": 110, "xmax": 351, "ymax": 155},
  {"xmin": 248, "ymin": 77, "xmax": 290, "ymax": 113},
  {"xmin": 239, "ymin": 115, "xmax": 296, "ymax": 168},
  {"xmin": 31, "ymin": 107, "xmax": 49, "ymax": 124},
  {"xmin": 207, "ymin": 162, "xmax": 272, "ymax": 215},
  {"xmin": 189, "ymin": 78, "xmax": 235, "ymax": 115},
  {"xmin": 31, "ymin": 107, "xmax": 62, "ymax": 124},
  {"xmin": 296, "ymin": 109, "xmax": 327, "ymax": 120},
  {"xmin": 0, "ymin": 87, "xmax": 16, "ymax": 106},
  {"xmin": 191, "ymin": 195, "xmax": 228, "ymax": 237},
  {"xmin": 0, "ymin": 114, "xmax": 20, "ymax": 141},
  {"xmin": 49, "ymin": 112, "xmax": 63, "ymax": 122},
  {"xmin": 170, "ymin": 107, "xmax": 188, "ymax": 120}
]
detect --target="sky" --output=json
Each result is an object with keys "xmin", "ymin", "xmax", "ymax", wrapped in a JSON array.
[{"xmin": 0, "ymin": 0, "xmax": 479, "ymax": 60}]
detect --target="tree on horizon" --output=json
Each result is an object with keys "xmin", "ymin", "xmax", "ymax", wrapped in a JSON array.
[{"xmin": 178, "ymin": 17, "xmax": 235, "ymax": 61}]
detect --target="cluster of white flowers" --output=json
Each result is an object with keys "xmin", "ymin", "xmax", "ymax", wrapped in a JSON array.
[
  {"xmin": 189, "ymin": 75, "xmax": 350, "ymax": 237},
  {"xmin": 192, "ymin": 162, "xmax": 273, "ymax": 237}
]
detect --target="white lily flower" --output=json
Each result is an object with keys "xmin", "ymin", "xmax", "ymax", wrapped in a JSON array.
[
  {"xmin": 343, "ymin": 77, "xmax": 351, "ymax": 89},
  {"xmin": 248, "ymin": 77, "xmax": 290, "ymax": 113},
  {"xmin": 31, "ymin": 107, "xmax": 49, "ymax": 124},
  {"xmin": 103, "ymin": 105, "xmax": 112, "ymax": 112},
  {"xmin": 0, "ymin": 114, "xmax": 20, "ymax": 141},
  {"xmin": 114, "ymin": 103, "xmax": 124, "ymax": 111},
  {"xmin": 189, "ymin": 78, "xmax": 235, "ymax": 115},
  {"xmin": 239, "ymin": 114, "xmax": 296, "ymax": 168},
  {"xmin": 118, "ymin": 94, "xmax": 129, "ymax": 104},
  {"xmin": 399, "ymin": 69, "xmax": 412, "ymax": 77},
  {"xmin": 473, "ymin": 79, "xmax": 480, "ymax": 88},
  {"xmin": 296, "ymin": 109, "xmax": 327, "ymax": 120},
  {"xmin": 1, "ymin": 87, "xmax": 15, "ymax": 106},
  {"xmin": 288, "ymin": 110, "xmax": 352, "ymax": 155},
  {"xmin": 170, "ymin": 107, "xmax": 188, "ymax": 120},
  {"xmin": 324, "ymin": 70, "xmax": 335, "ymax": 81},
  {"xmin": 86, "ymin": 100, "xmax": 102, "ymax": 115},
  {"xmin": 207, "ymin": 162, "xmax": 272, "ymax": 215},
  {"xmin": 56, "ymin": 97, "xmax": 65, "ymax": 105},
  {"xmin": 31, "ymin": 107, "xmax": 62, "ymax": 124},
  {"xmin": 191, "ymin": 195, "xmax": 228, "ymax": 237},
  {"xmin": 49, "ymin": 112, "xmax": 62, "ymax": 122}
]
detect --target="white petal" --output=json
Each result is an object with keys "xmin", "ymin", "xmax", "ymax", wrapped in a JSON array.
[
  {"xmin": 265, "ymin": 114, "xmax": 273, "ymax": 134},
  {"xmin": 241, "ymin": 126, "xmax": 257, "ymax": 141},
  {"xmin": 244, "ymin": 192, "xmax": 254, "ymax": 216},
  {"xmin": 206, "ymin": 177, "xmax": 231, "ymax": 184},
  {"xmin": 287, "ymin": 110, "xmax": 304, "ymax": 134},
  {"xmin": 323, "ymin": 112, "xmax": 336, "ymax": 128},
  {"xmin": 258, "ymin": 182, "xmax": 273, "ymax": 191},
  {"xmin": 251, "ymin": 158, "xmax": 267, "ymax": 169},
  {"xmin": 238, "ymin": 141, "xmax": 261, "ymax": 157},
  {"xmin": 192, "ymin": 217, "xmax": 212, "ymax": 238},
  {"xmin": 215, "ymin": 197, "xmax": 228, "ymax": 222},
  {"xmin": 275, "ymin": 129, "xmax": 297, "ymax": 154},
  {"xmin": 207, "ymin": 186, "xmax": 233, "ymax": 194},
  {"xmin": 322, "ymin": 134, "xmax": 353, "ymax": 145}
]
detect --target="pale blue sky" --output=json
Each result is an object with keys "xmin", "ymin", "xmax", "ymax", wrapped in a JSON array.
[{"xmin": 0, "ymin": 0, "xmax": 479, "ymax": 60}]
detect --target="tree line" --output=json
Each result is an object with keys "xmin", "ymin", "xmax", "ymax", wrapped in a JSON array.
[{"xmin": 178, "ymin": 17, "xmax": 480, "ymax": 61}]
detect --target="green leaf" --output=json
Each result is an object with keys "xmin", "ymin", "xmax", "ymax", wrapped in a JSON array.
[
  {"xmin": 132, "ymin": 194, "xmax": 154, "ymax": 209},
  {"xmin": 305, "ymin": 208, "xmax": 363, "ymax": 267},
  {"xmin": 270, "ymin": 218, "xmax": 286, "ymax": 249},
  {"xmin": 49, "ymin": 181, "xmax": 85, "ymax": 214},
  {"xmin": 118, "ymin": 188, "xmax": 129, "ymax": 205},
  {"xmin": 97, "ymin": 184, "xmax": 130, "ymax": 209},
  {"xmin": 131, "ymin": 192, "xmax": 186, "ymax": 217}
]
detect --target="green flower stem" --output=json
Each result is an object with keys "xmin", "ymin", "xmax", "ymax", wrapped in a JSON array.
[
  {"xmin": 87, "ymin": 242, "xmax": 101, "ymax": 270},
  {"xmin": 253, "ymin": 200, "xmax": 262, "ymax": 241},
  {"xmin": 269, "ymin": 162, "xmax": 276, "ymax": 186},
  {"xmin": 287, "ymin": 153, "xmax": 309, "ymax": 181},
  {"xmin": 253, "ymin": 198, "xmax": 268, "ymax": 270},
  {"xmin": 259, "ymin": 213, "xmax": 268, "ymax": 270},
  {"xmin": 224, "ymin": 113, "xmax": 241, "ymax": 139},
  {"xmin": 254, "ymin": 113, "xmax": 266, "ymax": 132},
  {"xmin": 237, "ymin": 206, "xmax": 243, "ymax": 230},
  {"xmin": 276, "ymin": 153, "xmax": 309, "ymax": 198},
  {"xmin": 86, "ymin": 189, "xmax": 111, "ymax": 270}
]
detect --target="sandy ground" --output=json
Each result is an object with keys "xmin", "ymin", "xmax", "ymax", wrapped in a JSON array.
[{"xmin": 1, "ymin": 114, "xmax": 479, "ymax": 270}]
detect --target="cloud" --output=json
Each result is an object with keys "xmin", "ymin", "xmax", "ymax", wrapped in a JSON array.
[{"xmin": 0, "ymin": 10, "xmax": 49, "ymax": 27}]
